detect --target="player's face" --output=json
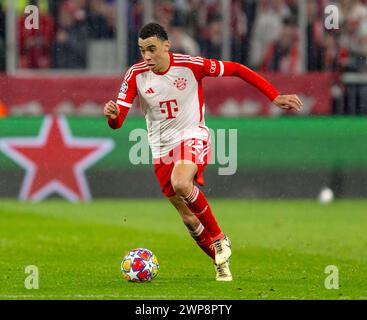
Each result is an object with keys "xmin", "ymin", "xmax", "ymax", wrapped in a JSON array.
[{"xmin": 138, "ymin": 37, "xmax": 170, "ymax": 72}]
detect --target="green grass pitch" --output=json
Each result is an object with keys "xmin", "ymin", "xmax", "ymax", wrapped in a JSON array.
[{"xmin": 1, "ymin": 199, "xmax": 367, "ymax": 300}]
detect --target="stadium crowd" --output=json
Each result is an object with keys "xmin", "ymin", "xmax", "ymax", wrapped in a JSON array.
[{"xmin": 0, "ymin": 0, "xmax": 366, "ymax": 72}]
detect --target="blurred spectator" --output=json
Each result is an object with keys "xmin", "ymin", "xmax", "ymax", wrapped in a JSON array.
[
  {"xmin": 87, "ymin": 0, "xmax": 115, "ymax": 39},
  {"xmin": 322, "ymin": 32, "xmax": 347, "ymax": 71},
  {"xmin": 52, "ymin": 0, "xmax": 88, "ymax": 69},
  {"xmin": 355, "ymin": 18, "xmax": 367, "ymax": 71},
  {"xmin": 249, "ymin": 0, "xmax": 292, "ymax": 69},
  {"xmin": 239, "ymin": 0, "xmax": 257, "ymax": 65},
  {"xmin": 154, "ymin": 0, "xmax": 174, "ymax": 30},
  {"xmin": 0, "ymin": 0, "xmax": 5, "ymax": 71},
  {"xmin": 284, "ymin": 0, "xmax": 298, "ymax": 17},
  {"xmin": 230, "ymin": 0, "xmax": 248, "ymax": 63},
  {"xmin": 261, "ymin": 16, "xmax": 300, "ymax": 73},
  {"xmin": 338, "ymin": 0, "xmax": 367, "ymax": 72},
  {"xmin": 306, "ymin": 0, "xmax": 324, "ymax": 70},
  {"xmin": 49, "ymin": 0, "xmax": 65, "ymax": 18},
  {"xmin": 175, "ymin": 0, "xmax": 206, "ymax": 38},
  {"xmin": 200, "ymin": 13, "xmax": 223, "ymax": 60},
  {"xmin": 128, "ymin": 0, "xmax": 144, "ymax": 65},
  {"xmin": 18, "ymin": 0, "xmax": 55, "ymax": 68},
  {"xmin": 103, "ymin": 1, "xmax": 117, "ymax": 36},
  {"xmin": 4, "ymin": 0, "xmax": 367, "ymax": 73},
  {"xmin": 168, "ymin": 23, "xmax": 200, "ymax": 56},
  {"xmin": 0, "ymin": 0, "xmax": 4, "ymax": 40}
]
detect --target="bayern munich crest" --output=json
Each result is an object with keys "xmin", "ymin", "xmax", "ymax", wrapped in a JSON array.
[{"xmin": 174, "ymin": 77, "xmax": 187, "ymax": 91}]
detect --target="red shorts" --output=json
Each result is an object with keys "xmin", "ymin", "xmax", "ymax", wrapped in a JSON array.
[{"xmin": 153, "ymin": 138, "xmax": 211, "ymax": 198}]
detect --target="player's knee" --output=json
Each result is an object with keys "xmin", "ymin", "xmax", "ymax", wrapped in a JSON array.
[{"xmin": 171, "ymin": 178, "xmax": 192, "ymax": 197}]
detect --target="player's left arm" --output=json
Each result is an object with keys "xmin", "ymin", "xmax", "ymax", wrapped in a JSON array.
[{"xmin": 221, "ymin": 61, "xmax": 303, "ymax": 112}]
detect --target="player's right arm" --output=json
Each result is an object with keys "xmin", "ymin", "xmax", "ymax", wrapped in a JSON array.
[
  {"xmin": 104, "ymin": 100, "xmax": 129, "ymax": 129},
  {"xmin": 105, "ymin": 66, "xmax": 139, "ymax": 129}
]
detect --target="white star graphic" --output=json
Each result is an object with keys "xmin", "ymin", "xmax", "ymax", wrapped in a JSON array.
[
  {"xmin": 0, "ymin": 116, "xmax": 114, "ymax": 202},
  {"xmin": 127, "ymin": 268, "xmax": 142, "ymax": 282}
]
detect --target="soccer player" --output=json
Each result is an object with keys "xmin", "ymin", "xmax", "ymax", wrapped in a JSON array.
[{"xmin": 104, "ymin": 23, "xmax": 302, "ymax": 281}]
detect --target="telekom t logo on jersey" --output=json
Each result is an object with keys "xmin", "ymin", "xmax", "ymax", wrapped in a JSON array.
[{"xmin": 159, "ymin": 99, "xmax": 179, "ymax": 119}]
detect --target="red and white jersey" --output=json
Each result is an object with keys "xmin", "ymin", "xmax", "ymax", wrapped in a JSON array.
[{"xmin": 116, "ymin": 52, "xmax": 225, "ymax": 159}]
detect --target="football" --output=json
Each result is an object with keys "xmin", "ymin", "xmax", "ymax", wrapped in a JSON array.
[{"xmin": 121, "ymin": 248, "xmax": 159, "ymax": 282}]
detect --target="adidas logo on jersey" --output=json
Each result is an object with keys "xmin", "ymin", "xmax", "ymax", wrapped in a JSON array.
[{"xmin": 145, "ymin": 88, "xmax": 155, "ymax": 94}]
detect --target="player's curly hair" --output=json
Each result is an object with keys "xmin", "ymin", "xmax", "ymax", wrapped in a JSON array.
[{"xmin": 139, "ymin": 23, "xmax": 168, "ymax": 41}]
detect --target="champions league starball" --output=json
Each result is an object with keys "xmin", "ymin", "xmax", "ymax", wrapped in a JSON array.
[{"xmin": 121, "ymin": 248, "xmax": 159, "ymax": 282}]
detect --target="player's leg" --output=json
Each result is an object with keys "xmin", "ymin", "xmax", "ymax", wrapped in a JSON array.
[
  {"xmin": 168, "ymin": 194, "xmax": 231, "ymax": 281},
  {"xmin": 168, "ymin": 195, "xmax": 215, "ymax": 259},
  {"xmin": 170, "ymin": 160, "xmax": 232, "ymax": 266}
]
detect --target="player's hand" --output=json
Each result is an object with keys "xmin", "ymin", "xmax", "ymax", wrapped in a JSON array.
[
  {"xmin": 104, "ymin": 100, "xmax": 120, "ymax": 120},
  {"xmin": 273, "ymin": 94, "xmax": 303, "ymax": 112}
]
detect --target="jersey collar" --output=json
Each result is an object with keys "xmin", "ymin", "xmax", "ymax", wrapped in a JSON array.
[{"xmin": 152, "ymin": 52, "xmax": 173, "ymax": 75}]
